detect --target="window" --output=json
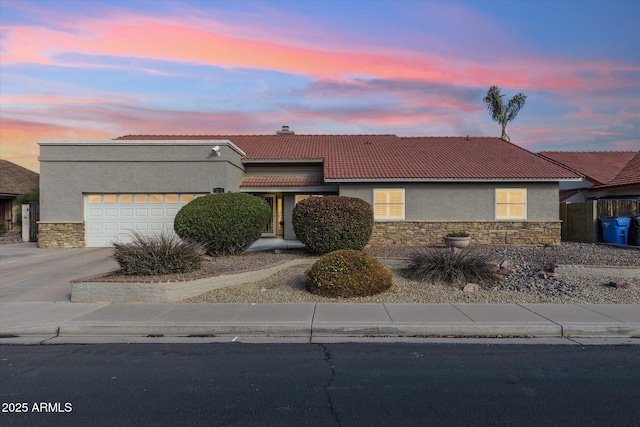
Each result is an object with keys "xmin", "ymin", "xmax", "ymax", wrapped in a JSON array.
[
  {"xmin": 119, "ymin": 195, "xmax": 133, "ymax": 203},
  {"xmin": 134, "ymin": 195, "xmax": 148, "ymax": 203},
  {"xmin": 103, "ymin": 195, "xmax": 117, "ymax": 203},
  {"xmin": 495, "ymin": 189, "xmax": 527, "ymax": 219},
  {"xmin": 150, "ymin": 194, "xmax": 164, "ymax": 203},
  {"xmin": 165, "ymin": 194, "xmax": 179, "ymax": 203},
  {"xmin": 373, "ymin": 189, "xmax": 404, "ymax": 220}
]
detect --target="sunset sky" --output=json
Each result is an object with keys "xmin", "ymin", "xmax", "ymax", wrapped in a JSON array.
[{"xmin": 1, "ymin": 0, "xmax": 639, "ymax": 172}]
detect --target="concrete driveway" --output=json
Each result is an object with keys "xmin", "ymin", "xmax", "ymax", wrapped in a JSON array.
[{"xmin": 0, "ymin": 243, "xmax": 117, "ymax": 302}]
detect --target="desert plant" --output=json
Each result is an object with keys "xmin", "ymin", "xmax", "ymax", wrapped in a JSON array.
[
  {"xmin": 292, "ymin": 196, "xmax": 373, "ymax": 254},
  {"xmin": 403, "ymin": 248, "xmax": 499, "ymax": 286},
  {"xmin": 446, "ymin": 231, "xmax": 469, "ymax": 238},
  {"xmin": 174, "ymin": 193, "xmax": 271, "ymax": 256},
  {"xmin": 112, "ymin": 231, "xmax": 203, "ymax": 276},
  {"xmin": 305, "ymin": 249, "xmax": 393, "ymax": 298}
]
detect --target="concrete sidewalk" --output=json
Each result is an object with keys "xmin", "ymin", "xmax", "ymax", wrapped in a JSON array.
[
  {"xmin": 1, "ymin": 242, "xmax": 639, "ymax": 343},
  {"xmin": 1, "ymin": 301, "xmax": 638, "ymax": 341}
]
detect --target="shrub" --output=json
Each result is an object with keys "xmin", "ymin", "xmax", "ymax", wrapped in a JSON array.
[
  {"xmin": 113, "ymin": 232, "xmax": 203, "ymax": 276},
  {"xmin": 305, "ymin": 249, "xmax": 393, "ymax": 298},
  {"xmin": 446, "ymin": 231, "xmax": 469, "ymax": 238},
  {"xmin": 403, "ymin": 248, "xmax": 499, "ymax": 286},
  {"xmin": 174, "ymin": 193, "xmax": 271, "ymax": 256},
  {"xmin": 292, "ymin": 196, "xmax": 373, "ymax": 254}
]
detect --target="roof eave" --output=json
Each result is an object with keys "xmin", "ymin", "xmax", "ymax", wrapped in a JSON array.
[
  {"xmin": 323, "ymin": 177, "xmax": 583, "ymax": 183},
  {"xmin": 38, "ymin": 139, "xmax": 247, "ymax": 157},
  {"xmin": 242, "ymin": 158, "xmax": 324, "ymax": 164},
  {"xmin": 240, "ymin": 185, "xmax": 338, "ymax": 193}
]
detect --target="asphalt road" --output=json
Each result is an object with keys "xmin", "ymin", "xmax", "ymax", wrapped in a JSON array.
[{"xmin": 1, "ymin": 343, "xmax": 639, "ymax": 426}]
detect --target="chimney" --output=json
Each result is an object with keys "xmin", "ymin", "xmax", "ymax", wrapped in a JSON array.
[{"xmin": 276, "ymin": 125, "xmax": 294, "ymax": 135}]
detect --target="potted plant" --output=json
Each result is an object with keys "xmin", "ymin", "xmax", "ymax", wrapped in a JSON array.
[{"xmin": 443, "ymin": 231, "xmax": 471, "ymax": 248}]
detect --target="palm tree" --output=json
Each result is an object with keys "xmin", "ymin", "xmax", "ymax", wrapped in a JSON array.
[{"xmin": 483, "ymin": 86, "xmax": 527, "ymax": 142}]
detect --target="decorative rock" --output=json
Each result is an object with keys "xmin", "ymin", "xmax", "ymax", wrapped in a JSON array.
[
  {"xmin": 535, "ymin": 270, "xmax": 548, "ymax": 279},
  {"xmin": 274, "ymin": 249, "xmax": 284, "ymax": 254},
  {"xmin": 547, "ymin": 272, "xmax": 558, "ymax": 278},
  {"xmin": 500, "ymin": 260, "xmax": 513, "ymax": 270},
  {"xmin": 607, "ymin": 280, "xmax": 630, "ymax": 289},
  {"xmin": 463, "ymin": 283, "xmax": 480, "ymax": 293},
  {"xmin": 499, "ymin": 267, "xmax": 515, "ymax": 276}
]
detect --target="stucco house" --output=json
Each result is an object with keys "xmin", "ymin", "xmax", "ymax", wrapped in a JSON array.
[
  {"xmin": 0, "ymin": 160, "xmax": 39, "ymax": 231},
  {"xmin": 37, "ymin": 129, "xmax": 580, "ymax": 248}
]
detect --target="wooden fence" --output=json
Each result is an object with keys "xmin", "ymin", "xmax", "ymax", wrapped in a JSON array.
[{"xmin": 561, "ymin": 198, "xmax": 639, "ymax": 242}]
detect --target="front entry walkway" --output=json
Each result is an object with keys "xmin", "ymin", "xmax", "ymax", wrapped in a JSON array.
[{"xmin": 247, "ymin": 238, "xmax": 305, "ymax": 252}]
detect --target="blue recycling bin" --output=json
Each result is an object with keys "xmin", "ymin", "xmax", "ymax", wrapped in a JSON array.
[{"xmin": 601, "ymin": 218, "xmax": 631, "ymax": 245}]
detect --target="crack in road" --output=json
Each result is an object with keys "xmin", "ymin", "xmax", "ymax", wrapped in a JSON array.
[{"xmin": 319, "ymin": 344, "xmax": 341, "ymax": 426}]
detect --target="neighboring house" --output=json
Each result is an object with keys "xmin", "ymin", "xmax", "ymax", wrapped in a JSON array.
[
  {"xmin": 0, "ymin": 160, "xmax": 39, "ymax": 230},
  {"xmin": 538, "ymin": 151, "xmax": 639, "ymax": 243},
  {"xmin": 37, "ymin": 129, "xmax": 580, "ymax": 248},
  {"xmin": 587, "ymin": 151, "xmax": 640, "ymax": 199},
  {"xmin": 537, "ymin": 151, "xmax": 638, "ymax": 202}
]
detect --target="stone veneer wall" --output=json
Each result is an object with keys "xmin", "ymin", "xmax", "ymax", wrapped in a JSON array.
[
  {"xmin": 38, "ymin": 222, "xmax": 85, "ymax": 248},
  {"xmin": 370, "ymin": 221, "xmax": 561, "ymax": 247}
]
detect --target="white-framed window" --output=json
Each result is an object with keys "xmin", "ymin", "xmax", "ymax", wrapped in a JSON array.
[
  {"xmin": 495, "ymin": 189, "xmax": 527, "ymax": 220},
  {"xmin": 373, "ymin": 189, "xmax": 405, "ymax": 220}
]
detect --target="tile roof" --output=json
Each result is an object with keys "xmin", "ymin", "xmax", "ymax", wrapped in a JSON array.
[
  {"xmin": 590, "ymin": 151, "xmax": 640, "ymax": 190},
  {"xmin": 117, "ymin": 134, "xmax": 580, "ymax": 181},
  {"xmin": 240, "ymin": 176, "xmax": 327, "ymax": 187},
  {"xmin": 0, "ymin": 160, "xmax": 39, "ymax": 196},
  {"xmin": 537, "ymin": 151, "xmax": 636, "ymax": 185}
]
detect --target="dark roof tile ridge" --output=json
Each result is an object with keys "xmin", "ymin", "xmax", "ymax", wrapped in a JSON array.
[
  {"xmin": 115, "ymin": 134, "xmax": 402, "ymax": 140},
  {"xmin": 536, "ymin": 153, "xmax": 586, "ymax": 179},
  {"xmin": 399, "ymin": 135, "xmax": 496, "ymax": 139},
  {"xmin": 537, "ymin": 150, "xmax": 637, "ymax": 154}
]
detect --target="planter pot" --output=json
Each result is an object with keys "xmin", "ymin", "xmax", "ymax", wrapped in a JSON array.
[{"xmin": 443, "ymin": 236, "xmax": 471, "ymax": 248}]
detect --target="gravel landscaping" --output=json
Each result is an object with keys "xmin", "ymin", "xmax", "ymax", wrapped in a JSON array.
[
  {"xmin": 182, "ymin": 243, "xmax": 639, "ymax": 304},
  {"xmin": 0, "ymin": 231, "xmax": 23, "ymax": 245}
]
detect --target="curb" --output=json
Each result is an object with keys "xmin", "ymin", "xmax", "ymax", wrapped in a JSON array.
[
  {"xmin": 4, "ymin": 322, "xmax": 638, "ymax": 339},
  {"xmin": 310, "ymin": 323, "xmax": 562, "ymax": 337}
]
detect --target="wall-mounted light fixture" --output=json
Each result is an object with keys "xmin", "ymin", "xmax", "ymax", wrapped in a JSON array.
[{"xmin": 212, "ymin": 146, "xmax": 220, "ymax": 156}]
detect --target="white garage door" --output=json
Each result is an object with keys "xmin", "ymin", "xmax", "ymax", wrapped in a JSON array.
[{"xmin": 84, "ymin": 193, "xmax": 206, "ymax": 247}]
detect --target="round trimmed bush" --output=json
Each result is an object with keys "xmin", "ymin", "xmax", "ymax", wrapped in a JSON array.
[
  {"xmin": 174, "ymin": 193, "xmax": 271, "ymax": 256},
  {"xmin": 305, "ymin": 249, "xmax": 393, "ymax": 298},
  {"xmin": 292, "ymin": 196, "xmax": 373, "ymax": 254}
]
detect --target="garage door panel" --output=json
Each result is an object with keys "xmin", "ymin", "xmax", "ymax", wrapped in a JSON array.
[{"xmin": 84, "ymin": 193, "xmax": 202, "ymax": 247}]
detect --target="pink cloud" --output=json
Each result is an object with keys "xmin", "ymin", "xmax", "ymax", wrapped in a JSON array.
[
  {"xmin": 2, "ymin": 8, "xmax": 637, "ymax": 92},
  {"xmin": 0, "ymin": 118, "xmax": 112, "ymax": 172}
]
